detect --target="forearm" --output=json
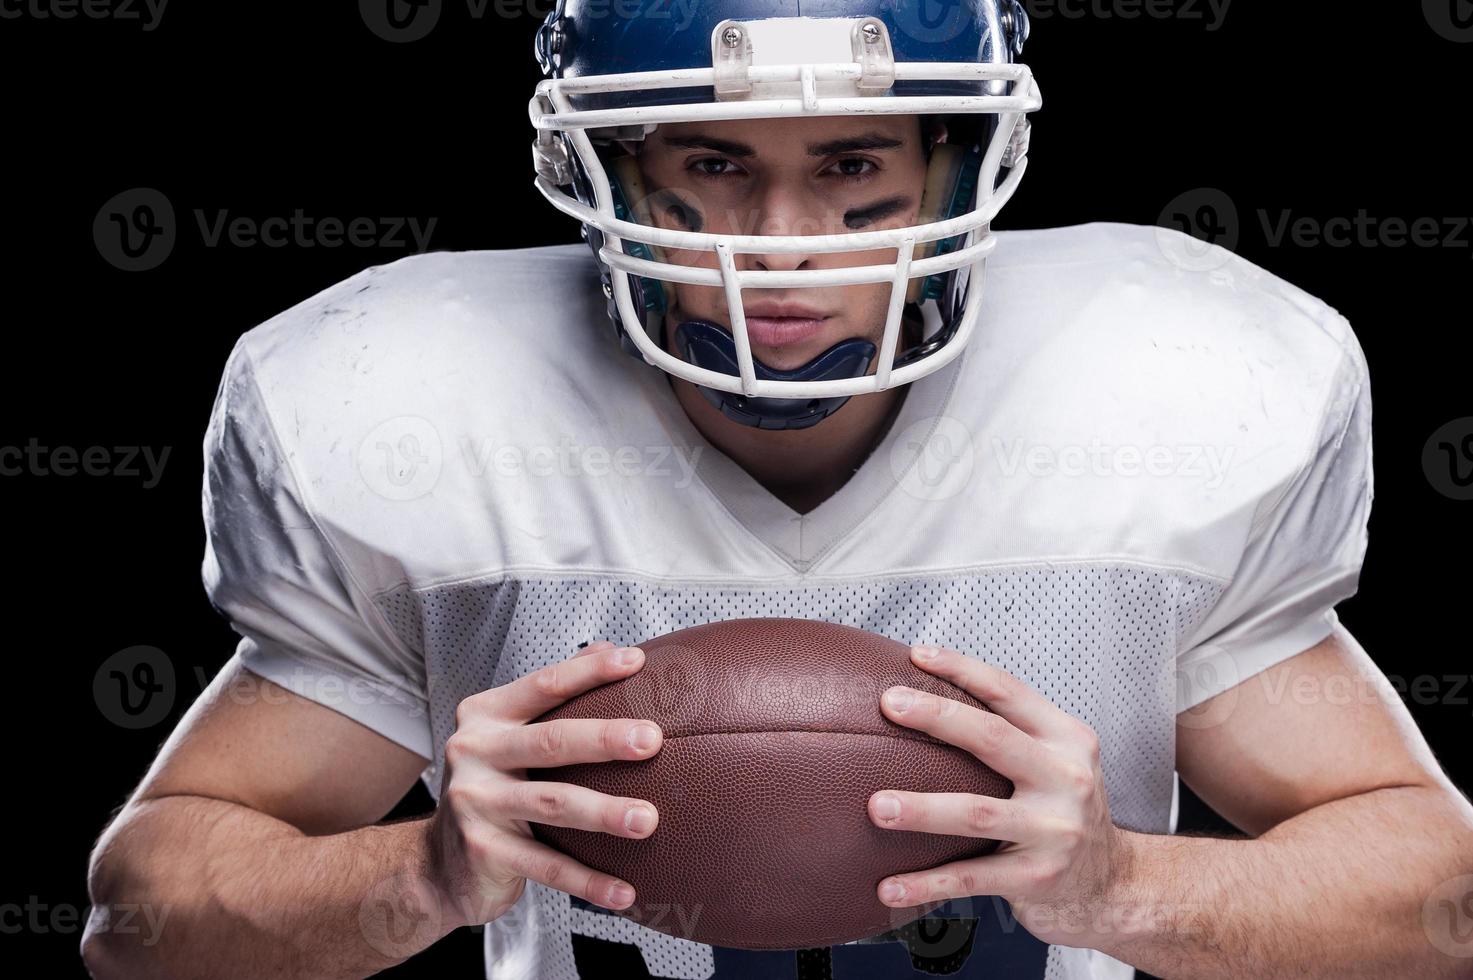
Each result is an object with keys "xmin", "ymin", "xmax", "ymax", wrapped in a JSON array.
[
  {"xmin": 83, "ymin": 795, "xmax": 455, "ymax": 980},
  {"xmin": 1092, "ymin": 784, "xmax": 1473, "ymax": 979}
]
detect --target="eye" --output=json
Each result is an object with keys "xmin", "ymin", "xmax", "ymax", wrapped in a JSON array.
[
  {"xmin": 689, "ymin": 157, "xmax": 744, "ymax": 178},
  {"xmin": 825, "ymin": 157, "xmax": 879, "ymax": 181}
]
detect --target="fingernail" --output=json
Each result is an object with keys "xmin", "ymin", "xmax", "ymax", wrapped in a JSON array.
[
  {"xmin": 617, "ymin": 646, "xmax": 643, "ymax": 667},
  {"xmin": 607, "ymin": 882, "xmax": 635, "ymax": 907},
  {"xmin": 912, "ymin": 645, "xmax": 939, "ymax": 661},
  {"xmin": 878, "ymin": 879, "xmax": 907, "ymax": 905},
  {"xmin": 627, "ymin": 724, "xmax": 659, "ymax": 752},
  {"xmin": 873, "ymin": 794, "xmax": 901, "ymax": 822},
  {"xmin": 624, "ymin": 805, "xmax": 654, "ymax": 835},
  {"xmin": 885, "ymin": 688, "xmax": 914, "ymax": 713}
]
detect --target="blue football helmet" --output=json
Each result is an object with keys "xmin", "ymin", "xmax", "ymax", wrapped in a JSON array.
[{"xmin": 532, "ymin": 1, "xmax": 1040, "ymax": 429}]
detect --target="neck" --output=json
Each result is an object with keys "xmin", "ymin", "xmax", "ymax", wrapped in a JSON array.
[{"xmin": 670, "ymin": 374, "xmax": 908, "ymax": 515}]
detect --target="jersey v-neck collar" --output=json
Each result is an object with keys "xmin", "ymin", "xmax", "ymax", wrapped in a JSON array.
[{"xmin": 640, "ymin": 351, "xmax": 967, "ymax": 574}]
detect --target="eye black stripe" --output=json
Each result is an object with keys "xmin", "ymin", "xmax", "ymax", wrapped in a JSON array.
[{"xmin": 845, "ymin": 197, "xmax": 910, "ymax": 229}]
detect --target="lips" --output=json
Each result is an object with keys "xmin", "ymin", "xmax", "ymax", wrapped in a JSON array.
[{"xmin": 739, "ymin": 302, "xmax": 830, "ymax": 349}]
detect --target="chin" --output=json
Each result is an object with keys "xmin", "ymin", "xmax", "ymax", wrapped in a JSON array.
[{"xmin": 753, "ymin": 341, "xmax": 834, "ymax": 373}]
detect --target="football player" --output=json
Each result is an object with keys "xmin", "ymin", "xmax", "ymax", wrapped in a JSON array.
[{"xmin": 83, "ymin": 3, "xmax": 1473, "ymax": 979}]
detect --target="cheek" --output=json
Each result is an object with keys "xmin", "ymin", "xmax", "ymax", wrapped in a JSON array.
[
  {"xmin": 656, "ymin": 242, "xmax": 722, "ymax": 319},
  {"xmin": 853, "ymin": 281, "xmax": 901, "ymax": 326},
  {"xmin": 665, "ymin": 281, "xmax": 724, "ymax": 320},
  {"xmin": 824, "ymin": 193, "xmax": 923, "ymax": 265},
  {"xmin": 828, "ymin": 187, "xmax": 924, "ymax": 300}
]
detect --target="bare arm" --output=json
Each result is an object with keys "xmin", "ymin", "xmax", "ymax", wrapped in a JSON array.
[
  {"xmin": 82, "ymin": 658, "xmax": 442, "ymax": 979},
  {"xmin": 82, "ymin": 642, "xmax": 664, "ymax": 979},
  {"xmin": 1100, "ymin": 625, "xmax": 1473, "ymax": 978}
]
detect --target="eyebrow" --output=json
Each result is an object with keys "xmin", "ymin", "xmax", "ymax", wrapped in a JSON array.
[
  {"xmin": 659, "ymin": 132, "xmax": 906, "ymax": 158},
  {"xmin": 660, "ymin": 134, "xmax": 757, "ymax": 157},
  {"xmin": 806, "ymin": 134, "xmax": 906, "ymax": 156}
]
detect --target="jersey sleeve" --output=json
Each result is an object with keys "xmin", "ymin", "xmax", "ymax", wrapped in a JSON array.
[
  {"xmin": 1175, "ymin": 320, "xmax": 1373, "ymax": 712},
  {"xmin": 200, "ymin": 338, "xmax": 433, "ymax": 760}
]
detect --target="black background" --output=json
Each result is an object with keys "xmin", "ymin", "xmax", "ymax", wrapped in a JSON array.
[{"xmin": 3, "ymin": 2, "xmax": 1469, "ymax": 977}]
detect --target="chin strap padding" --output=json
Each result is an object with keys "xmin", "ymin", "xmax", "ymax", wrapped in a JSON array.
[{"xmin": 674, "ymin": 320, "xmax": 876, "ymax": 431}]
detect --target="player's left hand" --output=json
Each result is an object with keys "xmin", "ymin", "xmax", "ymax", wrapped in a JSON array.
[{"xmin": 868, "ymin": 644, "xmax": 1130, "ymax": 947}]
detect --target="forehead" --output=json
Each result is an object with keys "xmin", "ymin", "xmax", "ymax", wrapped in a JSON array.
[{"xmin": 648, "ymin": 114, "xmax": 922, "ymax": 155}]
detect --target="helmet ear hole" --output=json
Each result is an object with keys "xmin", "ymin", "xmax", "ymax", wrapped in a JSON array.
[{"xmin": 906, "ymin": 144, "xmax": 979, "ymax": 304}]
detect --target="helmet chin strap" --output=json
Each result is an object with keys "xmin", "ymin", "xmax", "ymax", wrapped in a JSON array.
[{"xmin": 673, "ymin": 320, "xmax": 876, "ymax": 431}]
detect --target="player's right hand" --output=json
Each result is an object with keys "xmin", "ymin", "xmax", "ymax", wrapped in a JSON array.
[{"xmin": 426, "ymin": 640, "xmax": 663, "ymax": 927}]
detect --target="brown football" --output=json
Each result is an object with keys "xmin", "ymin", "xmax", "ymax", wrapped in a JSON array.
[{"xmin": 528, "ymin": 618, "xmax": 1012, "ymax": 950}]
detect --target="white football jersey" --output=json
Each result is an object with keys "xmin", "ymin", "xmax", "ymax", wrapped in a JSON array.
[{"xmin": 201, "ymin": 222, "xmax": 1372, "ymax": 980}]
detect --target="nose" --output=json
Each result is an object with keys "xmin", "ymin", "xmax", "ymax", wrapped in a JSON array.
[
  {"xmin": 739, "ymin": 182, "xmax": 820, "ymax": 276},
  {"xmin": 748, "ymin": 252, "xmax": 812, "ymax": 274}
]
